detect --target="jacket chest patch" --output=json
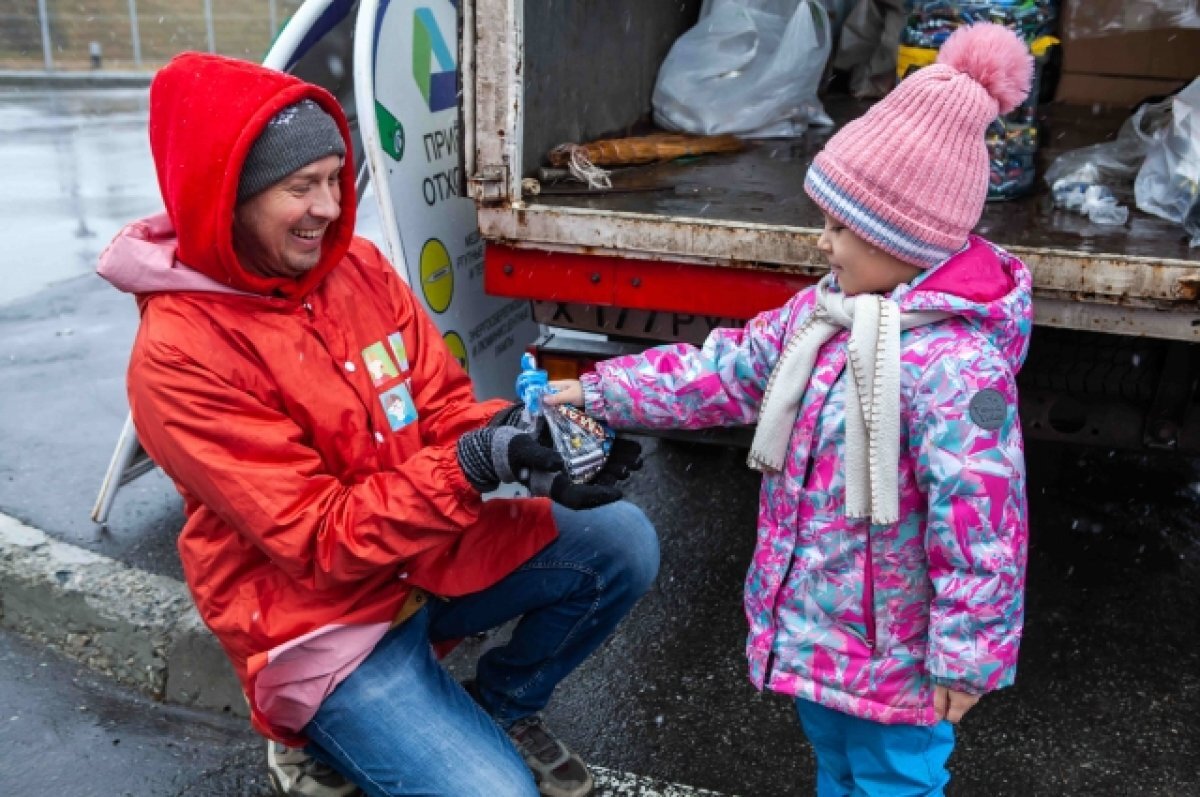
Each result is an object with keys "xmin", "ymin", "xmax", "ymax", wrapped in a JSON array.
[
  {"xmin": 361, "ymin": 332, "xmax": 418, "ymax": 431},
  {"xmin": 362, "ymin": 342, "xmax": 400, "ymax": 386},
  {"xmin": 387, "ymin": 333, "xmax": 409, "ymax": 371},
  {"xmin": 379, "ymin": 383, "xmax": 418, "ymax": 431},
  {"xmin": 361, "ymin": 333, "xmax": 412, "ymax": 387}
]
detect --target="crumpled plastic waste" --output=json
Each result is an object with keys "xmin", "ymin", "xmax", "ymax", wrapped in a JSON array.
[
  {"xmin": 1051, "ymin": 167, "xmax": 1129, "ymax": 226},
  {"xmin": 1044, "ymin": 78, "xmax": 1200, "ymax": 239}
]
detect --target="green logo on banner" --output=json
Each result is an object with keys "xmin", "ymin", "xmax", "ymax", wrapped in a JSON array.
[
  {"xmin": 412, "ymin": 7, "xmax": 457, "ymax": 112},
  {"xmin": 376, "ymin": 101, "xmax": 405, "ymax": 161}
]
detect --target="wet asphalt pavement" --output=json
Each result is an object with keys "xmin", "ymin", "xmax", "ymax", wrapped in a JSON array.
[
  {"xmin": 568, "ymin": 441, "xmax": 1200, "ymax": 796},
  {"xmin": 1, "ymin": 86, "xmax": 1199, "ymax": 796},
  {"xmin": 0, "ymin": 627, "xmax": 271, "ymax": 796},
  {"xmin": 3, "ymin": 431, "xmax": 1199, "ymax": 796},
  {"xmin": 0, "ymin": 87, "xmax": 158, "ymax": 307}
]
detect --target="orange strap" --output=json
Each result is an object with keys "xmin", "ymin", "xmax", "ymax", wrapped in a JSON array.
[{"xmin": 392, "ymin": 587, "xmax": 429, "ymax": 627}]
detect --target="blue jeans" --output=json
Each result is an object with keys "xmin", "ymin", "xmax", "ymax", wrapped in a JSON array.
[
  {"xmin": 795, "ymin": 699, "xmax": 956, "ymax": 797},
  {"xmin": 303, "ymin": 500, "xmax": 659, "ymax": 797}
]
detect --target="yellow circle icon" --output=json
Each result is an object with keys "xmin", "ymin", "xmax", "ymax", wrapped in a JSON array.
[
  {"xmin": 443, "ymin": 331, "xmax": 468, "ymax": 373},
  {"xmin": 420, "ymin": 238, "xmax": 454, "ymax": 314}
]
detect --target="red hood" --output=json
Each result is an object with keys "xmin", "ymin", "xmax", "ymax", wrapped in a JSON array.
[{"xmin": 148, "ymin": 52, "xmax": 356, "ymax": 299}]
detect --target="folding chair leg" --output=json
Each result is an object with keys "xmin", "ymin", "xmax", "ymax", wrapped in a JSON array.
[{"xmin": 91, "ymin": 413, "xmax": 154, "ymax": 525}]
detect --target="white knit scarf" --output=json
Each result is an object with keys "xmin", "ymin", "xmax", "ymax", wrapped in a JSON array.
[{"xmin": 747, "ymin": 276, "xmax": 946, "ymax": 524}]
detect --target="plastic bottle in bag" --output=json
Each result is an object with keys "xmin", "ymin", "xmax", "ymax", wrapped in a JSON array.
[
  {"xmin": 515, "ymin": 354, "xmax": 612, "ymax": 484},
  {"xmin": 897, "ymin": 0, "xmax": 1059, "ymax": 200}
]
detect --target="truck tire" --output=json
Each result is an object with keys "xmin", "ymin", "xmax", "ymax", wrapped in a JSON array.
[{"xmin": 1020, "ymin": 328, "xmax": 1162, "ymax": 403}]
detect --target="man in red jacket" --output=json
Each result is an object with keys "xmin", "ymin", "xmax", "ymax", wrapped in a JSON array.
[{"xmin": 98, "ymin": 52, "xmax": 658, "ymax": 797}]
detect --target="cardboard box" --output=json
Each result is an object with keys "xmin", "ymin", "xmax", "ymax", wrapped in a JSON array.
[
  {"xmin": 1056, "ymin": 73, "xmax": 1191, "ymax": 106},
  {"xmin": 1055, "ymin": 0, "xmax": 1200, "ymax": 106}
]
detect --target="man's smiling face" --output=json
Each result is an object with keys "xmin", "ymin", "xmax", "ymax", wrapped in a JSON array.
[{"xmin": 233, "ymin": 155, "xmax": 343, "ymax": 280}]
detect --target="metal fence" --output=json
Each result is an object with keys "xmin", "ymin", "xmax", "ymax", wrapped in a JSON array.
[{"xmin": 1, "ymin": 0, "xmax": 307, "ymax": 71}]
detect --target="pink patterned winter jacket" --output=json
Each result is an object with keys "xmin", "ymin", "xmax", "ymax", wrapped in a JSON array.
[{"xmin": 582, "ymin": 236, "xmax": 1032, "ymax": 725}]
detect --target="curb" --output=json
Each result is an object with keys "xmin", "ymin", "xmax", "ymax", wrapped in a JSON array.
[
  {"xmin": 0, "ymin": 69, "xmax": 153, "ymax": 89},
  {"xmin": 0, "ymin": 512, "xmax": 245, "ymax": 716}
]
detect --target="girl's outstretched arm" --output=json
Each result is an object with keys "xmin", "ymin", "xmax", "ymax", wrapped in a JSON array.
[{"xmin": 566, "ymin": 289, "xmax": 815, "ymax": 431}]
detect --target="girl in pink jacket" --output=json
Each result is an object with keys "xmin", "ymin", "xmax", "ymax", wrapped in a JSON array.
[{"xmin": 548, "ymin": 23, "xmax": 1034, "ymax": 795}]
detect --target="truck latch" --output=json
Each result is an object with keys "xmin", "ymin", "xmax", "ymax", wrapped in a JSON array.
[{"xmin": 469, "ymin": 165, "xmax": 509, "ymax": 206}]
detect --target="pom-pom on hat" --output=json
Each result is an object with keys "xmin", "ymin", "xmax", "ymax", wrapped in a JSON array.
[
  {"xmin": 804, "ymin": 22, "xmax": 1033, "ymax": 268},
  {"xmin": 237, "ymin": 99, "xmax": 346, "ymax": 203}
]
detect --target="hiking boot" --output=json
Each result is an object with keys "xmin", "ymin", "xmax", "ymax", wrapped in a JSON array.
[
  {"xmin": 266, "ymin": 740, "xmax": 361, "ymax": 797},
  {"xmin": 506, "ymin": 714, "xmax": 595, "ymax": 797}
]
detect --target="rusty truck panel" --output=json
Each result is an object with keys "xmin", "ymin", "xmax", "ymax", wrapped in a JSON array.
[{"xmin": 468, "ymin": 0, "xmax": 1200, "ymax": 343}]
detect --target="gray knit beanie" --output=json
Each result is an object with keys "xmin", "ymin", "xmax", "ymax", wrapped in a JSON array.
[{"xmin": 237, "ymin": 99, "xmax": 346, "ymax": 202}]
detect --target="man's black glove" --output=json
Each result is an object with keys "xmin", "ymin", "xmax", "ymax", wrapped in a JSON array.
[
  {"xmin": 485, "ymin": 403, "xmax": 642, "ymax": 490},
  {"xmin": 457, "ymin": 427, "xmax": 623, "ymax": 510},
  {"xmin": 551, "ymin": 476, "xmax": 624, "ymax": 510},
  {"xmin": 591, "ymin": 436, "xmax": 644, "ymax": 487}
]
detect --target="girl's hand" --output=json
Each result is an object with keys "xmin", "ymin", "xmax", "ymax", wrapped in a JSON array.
[
  {"xmin": 933, "ymin": 685, "xmax": 979, "ymax": 723},
  {"xmin": 545, "ymin": 380, "xmax": 583, "ymax": 407}
]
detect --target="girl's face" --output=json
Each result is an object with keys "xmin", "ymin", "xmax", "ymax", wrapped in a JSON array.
[{"xmin": 816, "ymin": 213, "xmax": 922, "ymax": 296}]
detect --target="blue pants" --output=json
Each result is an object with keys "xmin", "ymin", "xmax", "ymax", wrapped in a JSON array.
[
  {"xmin": 303, "ymin": 500, "xmax": 659, "ymax": 797},
  {"xmin": 795, "ymin": 699, "xmax": 956, "ymax": 797}
]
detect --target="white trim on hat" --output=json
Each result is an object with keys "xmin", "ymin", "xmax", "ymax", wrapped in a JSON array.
[{"xmin": 806, "ymin": 166, "xmax": 955, "ymax": 268}]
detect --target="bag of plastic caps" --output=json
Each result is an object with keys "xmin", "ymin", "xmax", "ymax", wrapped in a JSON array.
[{"xmin": 897, "ymin": 1, "xmax": 1060, "ymax": 200}]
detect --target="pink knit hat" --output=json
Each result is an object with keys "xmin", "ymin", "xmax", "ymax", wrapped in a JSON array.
[{"xmin": 804, "ymin": 23, "xmax": 1033, "ymax": 268}]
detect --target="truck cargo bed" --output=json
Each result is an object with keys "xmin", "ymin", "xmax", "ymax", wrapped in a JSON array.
[
  {"xmin": 532, "ymin": 99, "xmax": 1198, "ymax": 266},
  {"xmin": 468, "ymin": 0, "xmax": 1200, "ymax": 451},
  {"xmin": 469, "ymin": 0, "xmax": 1200, "ymax": 340}
]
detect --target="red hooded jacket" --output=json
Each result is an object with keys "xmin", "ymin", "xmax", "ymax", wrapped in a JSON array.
[{"xmin": 98, "ymin": 53, "xmax": 556, "ymax": 744}]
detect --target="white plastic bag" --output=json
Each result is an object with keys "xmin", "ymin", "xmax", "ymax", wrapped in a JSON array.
[
  {"xmin": 652, "ymin": 0, "xmax": 833, "ymax": 138},
  {"xmin": 1134, "ymin": 79, "xmax": 1200, "ymax": 232},
  {"xmin": 1064, "ymin": 0, "xmax": 1200, "ymax": 38}
]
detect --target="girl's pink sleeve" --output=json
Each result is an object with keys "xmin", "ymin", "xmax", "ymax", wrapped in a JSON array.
[{"xmin": 581, "ymin": 290, "xmax": 814, "ymax": 430}]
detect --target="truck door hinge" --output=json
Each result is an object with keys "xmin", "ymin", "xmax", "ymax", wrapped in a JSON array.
[{"xmin": 469, "ymin": 165, "xmax": 509, "ymax": 205}]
